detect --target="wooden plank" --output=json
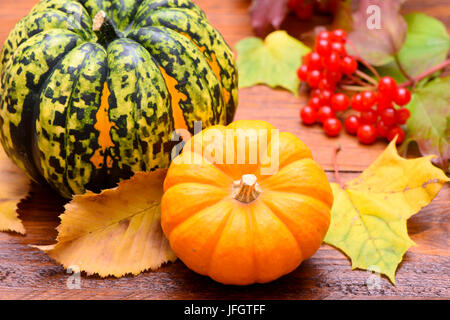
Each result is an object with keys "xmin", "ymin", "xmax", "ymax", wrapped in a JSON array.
[
  {"xmin": 0, "ymin": 0, "xmax": 448, "ymax": 300},
  {"xmin": 0, "ymin": 173, "xmax": 448, "ymax": 300}
]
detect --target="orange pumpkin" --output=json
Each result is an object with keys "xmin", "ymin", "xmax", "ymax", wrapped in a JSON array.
[{"xmin": 161, "ymin": 120, "xmax": 333, "ymax": 285}]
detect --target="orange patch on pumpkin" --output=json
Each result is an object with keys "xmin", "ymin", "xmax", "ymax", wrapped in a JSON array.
[
  {"xmin": 158, "ymin": 66, "xmax": 188, "ymax": 131},
  {"xmin": 180, "ymin": 32, "xmax": 231, "ymax": 105},
  {"xmin": 90, "ymin": 83, "xmax": 117, "ymax": 169}
]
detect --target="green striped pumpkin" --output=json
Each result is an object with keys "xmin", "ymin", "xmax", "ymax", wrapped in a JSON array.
[{"xmin": 0, "ymin": 0, "xmax": 238, "ymax": 198}]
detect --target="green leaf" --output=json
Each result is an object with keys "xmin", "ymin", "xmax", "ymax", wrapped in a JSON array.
[
  {"xmin": 397, "ymin": 13, "xmax": 450, "ymax": 77},
  {"xmin": 325, "ymin": 141, "xmax": 449, "ymax": 283},
  {"xmin": 236, "ymin": 31, "xmax": 310, "ymax": 95},
  {"xmin": 403, "ymin": 76, "xmax": 450, "ymax": 171},
  {"xmin": 376, "ymin": 13, "xmax": 450, "ymax": 80}
]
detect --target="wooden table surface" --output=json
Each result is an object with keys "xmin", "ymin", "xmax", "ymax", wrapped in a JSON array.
[{"xmin": 0, "ymin": 0, "xmax": 449, "ymax": 300}]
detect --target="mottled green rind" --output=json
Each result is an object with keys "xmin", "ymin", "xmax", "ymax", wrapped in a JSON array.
[
  {"xmin": 0, "ymin": 0, "xmax": 238, "ymax": 197},
  {"xmin": 36, "ymin": 42, "xmax": 107, "ymax": 197},
  {"xmin": 0, "ymin": 29, "xmax": 83, "ymax": 183},
  {"xmin": 133, "ymin": 5, "xmax": 238, "ymax": 123}
]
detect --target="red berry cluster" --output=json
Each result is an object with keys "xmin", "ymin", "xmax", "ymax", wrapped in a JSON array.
[
  {"xmin": 288, "ymin": 0, "xmax": 314, "ymax": 20},
  {"xmin": 288, "ymin": 0, "xmax": 341, "ymax": 20},
  {"xmin": 345, "ymin": 77, "xmax": 411, "ymax": 144},
  {"xmin": 298, "ymin": 30, "xmax": 412, "ymax": 145}
]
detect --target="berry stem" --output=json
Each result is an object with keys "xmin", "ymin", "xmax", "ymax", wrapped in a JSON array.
[
  {"xmin": 346, "ymin": 39, "xmax": 381, "ymax": 79},
  {"xmin": 347, "ymin": 74, "xmax": 373, "ymax": 87},
  {"xmin": 339, "ymin": 84, "xmax": 376, "ymax": 92},
  {"xmin": 355, "ymin": 70, "xmax": 378, "ymax": 86},
  {"xmin": 332, "ymin": 144, "xmax": 343, "ymax": 187},
  {"xmin": 399, "ymin": 58, "xmax": 450, "ymax": 88}
]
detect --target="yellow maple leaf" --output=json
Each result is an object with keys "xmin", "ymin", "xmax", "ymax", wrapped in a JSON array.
[
  {"xmin": 324, "ymin": 140, "xmax": 449, "ymax": 284},
  {"xmin": 35, "ymin": 170, "xmax": 177, "ymax": 277},
  {"xmin": 0, "ymin": 146, "xmax": 29, "ymax": 234}
]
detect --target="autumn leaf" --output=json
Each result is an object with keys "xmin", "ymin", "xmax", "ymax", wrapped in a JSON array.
[
  {"xmin": 376, "ymin": 13, "xmax": 450, "ymax": 82},
  {"xmin": 402, "ymin": 76, "xmax": 450, "ymax": 171},
  {"xmin": 35, "ymin": 170, "xmax": 177, "ymax": 277},
  {"xmin": 236, "ymin": 31, "xmax": 310, "ymax": 95},
  {"xmin": 250, "ymin": 0, "xmax": 289, "ymax": 37},
  {"xmin": 347, "ymin": 0, "xmax": 407, "ymax": 66},
  {"xmin": 0, "ymin": 146, "xmax": 29, "ymax": 234},
  {"xmin": 395, "ymin": 13, "xmax": 450, "ymax": 78},
  {"xmin": 325, "ymin": 140, "xmax": 449, "ymax": 283}
]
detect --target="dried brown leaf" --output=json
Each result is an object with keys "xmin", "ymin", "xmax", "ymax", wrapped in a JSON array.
[
  {"xmin": 35, "ymin": 170, "xmax": 177, "ymax": 277},
  {"xmin": 0, "ymin": 146, "xmax": 29, "ymax": 234}
]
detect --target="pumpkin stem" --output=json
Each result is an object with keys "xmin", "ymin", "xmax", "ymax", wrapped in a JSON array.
[
  {"xmin": 232, "ymin": 174, "xmax": 261, "ymax": 203},
  {"xmin": 93, "ymin": 11, "xmax": 118, "ymax": 47}
]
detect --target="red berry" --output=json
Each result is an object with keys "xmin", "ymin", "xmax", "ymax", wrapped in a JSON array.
[
  {"xmin": 360, "ymin": 109, "xmax": 377, "ymax": 124},
  {"xmin": 331, "ymin": 93, "xmax": 349, "ymax": 111},
  {"xmin": 375, "ymin": 120, "xmax": 390, "ymax": 137},
  {"xmin": 378, "ymin": 76, "xmax": 397, "ymax": 99},
  {"xmin": 315, "ymin": 39, "xmax": 331, "ymax": 56},
  {"xmin": 310, "ymin": 88, "xmax": 322, "ymax": 98},
  {"xmin": 324, "ymin": 70, "xmax": 342, "ymax": 83},
  {"xmin": 315, "ymin": 0, "xmax": 339, "ymax": 14},
  {"xmin": 303, "ymin": 51, "xmax": 311, "ymax": 64},
  {"xmin": 306, "ymin": 52, "xmax": 323, "ymax": 70},
  {"xmin": 294, "ymin": 1, "xmax": 313, "ymax": 20},
  {"xmin": 317, "ymin": 30, "xmax": 331, "ymax": 41},
  {"xmin": 319, "ymin": 89, "xmax": 333, "ymax": 106},
  {"xmin": 331, "ymin": 41, "xmax": 346, "ymax": 55},
  {"xmin": 357, "ymin": 124, "xmax": 377, "ymax": 144},
  {"xmin": 380, "ymin": 107, "xmax": 397, "ymax": 126},
  {"xmin": 309, "ymin": 96, "xmax": 321, "ymax": 110},
  {"xmin": 317, "ymin": 106, "xmax": 335, "ymax": 123},
  {"xmin": 394, "ymin": 87, "xmax": 411, "ymax": 106},
  {"xmin": 318, "ymin": 77, "xmax": 335, "ymax": 91},
  {"xmin": 297, "ymin": 65, "xmax": 308, "ymax": 81},
  {"xmin": 377, "ymin": 92, "xmax": 393, "ymax": 111},
  {"xmin": 289, "ymin": 0, "xmax": 313, "ymax": 18},
  {"xmin": 340, "ymin": 56, "xmax": 357, "ymax": 75},
  {"xmin": 344, "ymin": 115, "xmax": 360, "ymax": 135},
  {"xmin": 387, "ymin": 126, "xmax": 405, "ymax": 144},
  {"xmin": 361, "ymin": 91, "xmax": 377, "ymax": 110},
  {"xmin": 288, "ymin": 0, "xmax": 300, "ymax": 10},
  {"xmin": 323, "ymin": 117, "xmax": 342, "ymax": 137},
  {"xmin": 351, "ymin": 93, "xmax": 363, "ymax": 111},
  {"xmin": 396, "ymin": 108, "xmax": 411, "ymax": 125},
  {"xmin": 300, "ymin": 105, "xmax": 317, "ymax": 125},
  {"xmin": 307, "ymin": 70, "xmax": 322, "ymax": 88},
  {"xmin": 325, "ymin": 52, "xmax": 341, "ymax": 72},
  {"xmin": 331, "ymin": 29, "xmax": 347, "ymax": 42}
]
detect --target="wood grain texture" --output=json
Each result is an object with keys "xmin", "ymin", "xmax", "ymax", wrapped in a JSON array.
[{"xmin": 0, "ymin": 0, "xmax": 449, "ymax": 300}]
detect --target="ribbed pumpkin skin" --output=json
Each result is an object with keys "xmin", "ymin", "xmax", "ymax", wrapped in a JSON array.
[
  {"xmin": 0, "ymin": 0, "xmax": 238, "ymax": 198},
  {"xmin": 161, "ymin": 120, "xmax": 333, "ymax": 285}
]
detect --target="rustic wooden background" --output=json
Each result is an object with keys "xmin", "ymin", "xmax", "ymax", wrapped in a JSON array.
[{"xmin": 0, "ymin": 0, "xmax": 449, "ymax": 300}]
